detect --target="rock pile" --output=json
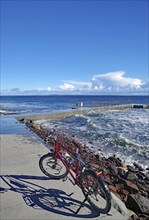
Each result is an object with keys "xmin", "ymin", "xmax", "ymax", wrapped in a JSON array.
[{"xmin": 28, "ymin": 124, "xmax": 149, "ymax": 220}]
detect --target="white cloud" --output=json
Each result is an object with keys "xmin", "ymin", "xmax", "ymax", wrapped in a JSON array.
[
  {"xmin": 47, "ymin": 87, "xmax": 53, "ymax": 91},
  {"xmin": 11, "ymin": 88, "xmax": 21, "ymax": 92},
  {"xmin": 59, "ymin": 83, "xmax": 75, "ymax": 90},
  {"xmin": 37, "ymin": 87, "xmax": 53, "ymax": 92},
  {"xmin": 61, "ymin": 80, "xmax": 92, "ymax": 91},
  {"xmin": 91, "ymin": 71, "xmax": 143, "ymax": 91},
  {"xmin": 58, "ymin": 71, "xmax": 146, "ymax": 93},
  {"xmin": 64, "ymin": 80, "xmax": 92, "ymax": 87},
  {"xmin": 1, "ymin": 71, "xmax": 148, "ymax": 95}
]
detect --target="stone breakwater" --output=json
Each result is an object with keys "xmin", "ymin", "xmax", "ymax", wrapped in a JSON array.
[
  {"xmin": 17, "ymin": 105, "xmax": 132, "ymax": 122},
  {"xmin": 26, "ymin": 122, "xmax": 149, "ymax": 220}
]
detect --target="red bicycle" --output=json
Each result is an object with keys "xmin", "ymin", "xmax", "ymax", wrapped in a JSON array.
[{"xmin": 39, "ymin": 135, "xmax": 111, "ymax": 214}]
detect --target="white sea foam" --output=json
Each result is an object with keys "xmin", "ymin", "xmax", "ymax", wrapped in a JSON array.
[{"xmin": 35, "ymin": 108, "xmax": 149, "ymax": 167}]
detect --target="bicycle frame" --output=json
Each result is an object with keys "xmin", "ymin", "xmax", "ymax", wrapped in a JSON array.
[
  {"xmin": 40, "ymin": 137, "xmax": 111, "ymax": 215},
  {"xmin": 52, "ymin": 139, "xmax": 83, "ymax": 183}
]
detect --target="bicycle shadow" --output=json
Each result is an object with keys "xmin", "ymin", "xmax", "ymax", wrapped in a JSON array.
[{"xmin": 0, "ymin": 174, "xmax": 100, "ymax": 218}]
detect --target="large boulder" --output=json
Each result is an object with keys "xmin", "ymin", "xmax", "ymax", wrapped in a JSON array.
[
  {"xmin": 126, "ymin": 194, "xmax": 149, "ymax": 215},
  {"xmin": 121, "ymin": 179, "xmax": 139, "ymax": 193}
]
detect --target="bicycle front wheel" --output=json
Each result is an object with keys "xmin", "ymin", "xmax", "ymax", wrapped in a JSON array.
[
  {"xmin": 80, "ymin": 169, "xmax": 111, "ymax": 214},
  {"xmin": 39, "ymin": 153, "xmax": 68, "ymax": 179}
]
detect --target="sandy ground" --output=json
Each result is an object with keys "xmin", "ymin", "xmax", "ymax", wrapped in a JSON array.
[{"xmin": 0, "ymin": 134, "xmax": 128, "ymax": 220}]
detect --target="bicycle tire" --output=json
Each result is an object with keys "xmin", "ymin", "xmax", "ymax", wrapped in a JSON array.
[
  {"xmin": 39, "ymin": 153, "xmax": 68, "ymax": 179},
  {"xmin": 80, "ymin": 169, "xmax": 111, "ymax": 214}
]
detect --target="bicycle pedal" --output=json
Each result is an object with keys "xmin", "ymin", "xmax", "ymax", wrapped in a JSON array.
[{"xmin": 62, "ymin": 176, "xmax": 68, "ymax": 182}]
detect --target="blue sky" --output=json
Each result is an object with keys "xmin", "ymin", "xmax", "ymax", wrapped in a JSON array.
[{"xmin": 1, "ymin": 0, "xmax": 148, "ymax": 95}]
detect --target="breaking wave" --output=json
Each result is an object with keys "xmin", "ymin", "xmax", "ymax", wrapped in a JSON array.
[{"xmin": 37, "ymin": 108, "xmax": 149, "ymax": 168}]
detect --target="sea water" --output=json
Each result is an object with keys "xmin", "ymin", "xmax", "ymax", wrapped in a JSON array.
[{"xmin": 0, "ymin": 95, "xmax": 149, "ymax": 167}]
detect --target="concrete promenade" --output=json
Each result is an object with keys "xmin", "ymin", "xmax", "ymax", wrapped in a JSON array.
[{"xmin": 0, "ymin": 134, "xmax": 128, "ymax": 220}]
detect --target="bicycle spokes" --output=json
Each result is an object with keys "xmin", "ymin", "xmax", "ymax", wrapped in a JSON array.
[
  {"xmin": 39, "ymin": 153, "xmax": 68, "ymax": 179},
  {"xmin": 47, "ymin": 160, "xmax": 64, "ymax": 175},
  {"xmin": 80, "ymin": 170, "xmax": 111, "ymax": 214},
  {"xmin": 82, "ymin": 175, "xmax": 97, "ymax": 194}
]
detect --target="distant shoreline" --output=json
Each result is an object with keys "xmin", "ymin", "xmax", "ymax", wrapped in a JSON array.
[{"xmin": 0, "ymin": 110, "xmax": 19, "ymax": 115}]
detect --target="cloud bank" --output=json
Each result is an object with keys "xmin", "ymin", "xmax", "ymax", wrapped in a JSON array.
[
  {"xmin": 1, "ymin": 71, "xmax": 149, "ymax": 95},
  {"xmin": 91, "ymin": 71, "xmax": 143, "ymax": 91},
  {"xmin": 57, "ymin": 71, "xmax": 148, "ymax": 94}
]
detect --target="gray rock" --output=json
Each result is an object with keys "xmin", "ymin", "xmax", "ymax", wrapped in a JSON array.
[
  {"xmin": 126, "ymin": 194, "xmax": 149, "ymax": 215},
  {"xmin": 126, "ymin": 172, "xmax": 138, "ymax": 181}
]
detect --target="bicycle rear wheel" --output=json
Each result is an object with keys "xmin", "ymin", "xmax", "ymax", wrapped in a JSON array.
[
  {"xmin": 80, "ymin": 169, "xmax": 111, "ymax": 214},
  {"xmin": 39, "ymin": 153, "xmax": 68, "ymax": 179}
]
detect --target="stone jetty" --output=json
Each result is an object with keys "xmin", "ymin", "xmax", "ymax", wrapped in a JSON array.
[{"xmin": 17, "ymin": 104, "xmax": 132, "ymax": 123}]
